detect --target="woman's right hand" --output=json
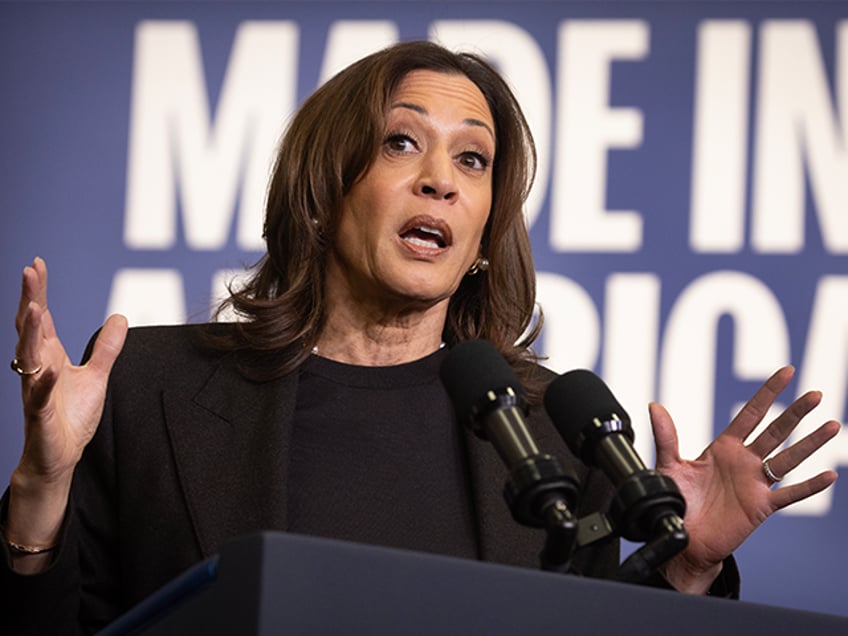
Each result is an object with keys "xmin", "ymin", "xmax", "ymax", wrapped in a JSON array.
[{"xmin": 6, "ymin": 257, "xmax": 127, "ymax": 557}]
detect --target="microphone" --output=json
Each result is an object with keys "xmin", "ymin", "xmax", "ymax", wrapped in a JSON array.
[
  {"xmin": 441, "ymin": 340, "xmax": 580, "ymax": 571},
  {"xmin": 544, "ymin": 369, "xmax": 688, "ymax": 581}
]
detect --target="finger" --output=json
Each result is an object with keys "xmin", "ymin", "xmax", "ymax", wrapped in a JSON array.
[
  {"xmin": 29, "ymin": 257, "xmax": 57, "ymax": 340},
  {"xmin": 16, "ymin": 262, "xmax": 43, "ymax": 334},
  {"xmin": 14, "ymin": 302, "xmax": 45, "ymax": 380},
  {"xmin": 725, "ymin": 366, "xmax": 794, "ymax": 441},
  {"xmin": 650, "ymin": 402, "xmax": 681, "ymax": 468},
  {"xmin": 39, "ymin": 301, "xmax": 58, "ymax": 341},
  {"xmin": 31, "ymin": 257, "xmax": 48, "ymax": 307},
  {"xmin": 747, "ymin": 390, "xmax": 823, "ymax": 458},
  {"xmin": 771, "ymin": 470, "xmax": 838, "ymax": 511},
  {"xmin": 85, "ymin": 314, "xmax": 128, "ymax": 378},
  {"xmin": 764, "ymin": 420, "xmax": 841, "ymax": 478}
]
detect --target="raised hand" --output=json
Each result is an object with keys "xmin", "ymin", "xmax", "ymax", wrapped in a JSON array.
[
  {"xmin": 650, "ymin": 366, "xmax": 840, "ymax": 593},
  {"xmin": 6, "ymin": 257, "xmax": 127, "ymax": 559}
]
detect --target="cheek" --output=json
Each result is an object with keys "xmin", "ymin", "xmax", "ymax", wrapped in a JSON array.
[
  {"xmin": 339, "ymin": 188, "xmax": 376, "ymax": 238},
  {"xmin": 472, "ymin": 195, "xmax": 493, "ymax": 242},
  {"xmin": 345, "ymin": 178, "xmax": 394, "ymax": 231},
  {"xmin": 475, "ymin": 179, "xmax": 493, "ymax": 225}
]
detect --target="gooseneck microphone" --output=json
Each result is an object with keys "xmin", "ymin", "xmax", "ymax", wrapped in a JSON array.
[
  {"xmin": 440, "ymin": 340, "xmax": 580, "ymax": 572},
  {"xmin": 544, "ymin": 369, "xmax": 688, "ymax": 582}
]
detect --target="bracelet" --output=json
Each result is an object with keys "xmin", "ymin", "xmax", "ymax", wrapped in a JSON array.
[
  {"xmin": 1, "ymin": 525, "xmax": 58, "ymax": 556},
  {"xmin": 7, "ymin": 539, "xmax": 58, "ymax": 556}
]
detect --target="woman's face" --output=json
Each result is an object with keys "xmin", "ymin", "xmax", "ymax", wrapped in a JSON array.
[{"xmin": 326, "ymin": 69, "xmax": 495, "ymax": 314}]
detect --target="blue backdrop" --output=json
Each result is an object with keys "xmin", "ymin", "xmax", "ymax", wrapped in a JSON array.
[{"xmin": 2, "ymin": 0, "xmax": 846, "ymax": 617}]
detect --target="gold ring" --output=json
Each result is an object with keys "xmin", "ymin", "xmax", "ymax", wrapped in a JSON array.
[
  {"xmin": 762, "ymin": 458, "xmax": 783, "ymax": 483},
  {"xmin": 10, "ymin": 358, "xmax": 42, "ymax": 376}
]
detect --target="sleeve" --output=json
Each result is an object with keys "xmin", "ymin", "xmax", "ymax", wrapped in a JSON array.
[
  {"xmin": 0, "ymin": 331, "xmax": 124, "ymax": 635},
  {"xmin": 0, "ymin": 490, "xmax": 84, "ymax": 635},
  {"xmin": 642, "ymin": 556, "xmax": 741, "ymax": 599}
]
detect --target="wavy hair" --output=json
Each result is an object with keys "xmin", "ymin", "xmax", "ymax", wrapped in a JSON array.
[{"xmin": 214, "ymin": 40, "xmax": 545, "ymax": 397}]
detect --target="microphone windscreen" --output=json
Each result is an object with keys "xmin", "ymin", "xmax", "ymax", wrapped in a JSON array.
[
  {"xmin": 543, "ymin": 369, "xmax": 630, "ymax": 452},
  {"xmin": 440, "ymin": 339, "xmax": 522, "ymax": 423}
]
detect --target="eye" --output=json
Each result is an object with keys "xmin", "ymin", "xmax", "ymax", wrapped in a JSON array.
[
  {"xmin": 384, "ymin": 132, "xmax": 418, "ymax": 154},
  {"xmin": 458, "ymin": 151, "xmax": 490, "ymax": 172}
]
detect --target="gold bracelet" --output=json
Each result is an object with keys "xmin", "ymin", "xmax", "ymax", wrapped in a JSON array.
[
  {"xmin": 7, "ymin": 539, "xmax": 58, "ymax": 555},
  {"xmin": 0, "ymin": 524, "xmax": 58, "ymax": 555}
]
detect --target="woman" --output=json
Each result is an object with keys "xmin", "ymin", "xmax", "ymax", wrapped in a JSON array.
[{"xmin": 2, "ymin": 41, "xmax": 840, "ymax": 633}]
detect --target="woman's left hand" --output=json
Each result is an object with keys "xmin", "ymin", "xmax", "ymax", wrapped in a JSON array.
[{"xmin": 650, "ymin": 365, "xmax": 840, "ymax": 594}]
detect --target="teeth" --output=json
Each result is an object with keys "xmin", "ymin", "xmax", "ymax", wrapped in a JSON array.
[
  {"xmin": 400, "ymin": 224, "xmax": 447, "ymax": 249},
  {"xmin": 417, "ymin": 226, "xmax": 444, "ymax": 240},
  {"xmin": 404, "ymin": 236, "xmax": 439, "ymax": 248}
]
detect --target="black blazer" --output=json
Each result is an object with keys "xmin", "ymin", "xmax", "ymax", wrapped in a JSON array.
[{"xmin": 2, "ymin": 325, "xmax": 621, "ymax": 634}]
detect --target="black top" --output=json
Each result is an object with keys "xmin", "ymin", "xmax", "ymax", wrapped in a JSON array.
[{"xmin": 287, "ymin": 349, "xmax": 478, "ymax": 559}]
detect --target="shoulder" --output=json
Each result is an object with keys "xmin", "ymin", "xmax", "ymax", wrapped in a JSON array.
[
  {"xmin": 83, "ymin": 322, "xmax": 236, "ymax": 362},
  {"xmin": 96, "ymin": 323, "xmax": 240, "ymax": 390},
  {"xmin": 528, "ymin": 363, "xmax": 557, "ymax": 386},
  {"xmin": 119, "ymin": 323, "xmax": 235, "ymax": 358}
]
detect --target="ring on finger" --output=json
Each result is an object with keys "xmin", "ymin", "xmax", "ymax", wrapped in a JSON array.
[
  {"xmin": 10, "ymin": 358, "xmax": 42, "ymax": 376},
  {"xmin": 762, "ymin": 457, "xmax": 783, "ymax": 483}
]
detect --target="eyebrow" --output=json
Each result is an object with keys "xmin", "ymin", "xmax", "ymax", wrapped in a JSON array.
[{"xmin": 391, "ymin": 102, "xmax": 495, "ymax": 142}]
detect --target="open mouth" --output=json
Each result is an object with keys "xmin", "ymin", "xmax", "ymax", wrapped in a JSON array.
[
  {"xmin": 401, "ymin": 226, "xmax": 447, "ymax": 249},
  {"xmin": 399, "ymin": 216, "xmax": 452, "ymax": 250}
]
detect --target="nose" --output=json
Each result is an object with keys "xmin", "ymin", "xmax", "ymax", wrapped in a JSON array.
[{"xmin": 414, "ymin": 151, "xmax": 458, "ymax": 202}]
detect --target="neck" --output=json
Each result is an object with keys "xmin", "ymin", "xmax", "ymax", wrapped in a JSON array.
[{"xmin": 315, "ymin": 301, "xmax": 449, "ymax": 367}]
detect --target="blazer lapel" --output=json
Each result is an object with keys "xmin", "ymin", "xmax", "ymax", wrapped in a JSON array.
[{"xmin": 162, "ymin": 358, "xmax": 299, "ymax": 558}]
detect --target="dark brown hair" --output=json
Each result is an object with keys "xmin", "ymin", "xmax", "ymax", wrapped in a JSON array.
[{"xmin": 215, "ymin": 40, "xmax": 545, "ymax": 397}]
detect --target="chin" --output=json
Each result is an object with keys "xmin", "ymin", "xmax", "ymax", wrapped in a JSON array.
[
  {"xmin": 387, "ymin": 281, "xmax": 453, "ymax": 308},
  {"xmin": 376, "ymin": 263, "xmax": 463, "ymax": 307}
]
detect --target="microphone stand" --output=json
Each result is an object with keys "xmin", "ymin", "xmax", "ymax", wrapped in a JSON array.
[
  {"xmin": 618, "ymin": 514, "xmax": 688, "ymax": 583},
  {"xmin": 476, "ymin": 390, "xmax": 581, "ymax": 573},
  {"xmin": 501, "ymin": 455, "xmax": 580, "ymax": 573},
  {"xmin": 572, "ymin": 471, "xmax": 689, "ymax": 583},
  {"xmin": 608, "ymin": 470, "xmax": 688, "ymax": 583}
]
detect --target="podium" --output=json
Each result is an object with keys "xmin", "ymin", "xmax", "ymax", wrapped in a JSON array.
[{"xmin": 101, "ymin": 532, "xmax": 848, "ymax": 635}]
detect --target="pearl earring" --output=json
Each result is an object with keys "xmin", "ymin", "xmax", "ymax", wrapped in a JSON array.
[{"xmin": 467, "ymin": 256, "xmax": 490, "ymax": 276}]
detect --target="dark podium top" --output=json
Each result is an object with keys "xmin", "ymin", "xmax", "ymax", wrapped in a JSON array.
[{"xmin": 102, "ymin": 532, "xmax": 848, "ymax": 635}]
